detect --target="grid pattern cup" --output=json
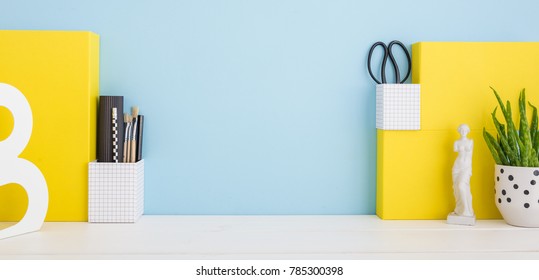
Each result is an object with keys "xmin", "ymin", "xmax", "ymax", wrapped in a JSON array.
[
  {"xmin": 88, "ymin": 160, "xmax": 144, "ymax": 223},
  {"xmin": 376, "ymin": 84, "xmax": 420, "ymax": 130}
]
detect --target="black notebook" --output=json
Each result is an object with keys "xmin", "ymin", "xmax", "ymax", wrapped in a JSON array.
[{"xmin": 97, "ymin": 96, "xmax": 124, "ymax": 162}]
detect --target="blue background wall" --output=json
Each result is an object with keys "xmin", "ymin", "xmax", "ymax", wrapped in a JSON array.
[{"xmin": 1, "ymin": 0, "xmax": 537, "ymax": 214}]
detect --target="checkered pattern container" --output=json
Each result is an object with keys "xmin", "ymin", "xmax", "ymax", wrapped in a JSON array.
[
  {"xmin": 376, "ymin": 84, "xmax": 421, "ymax": 130},
  {"xmin": 88, "ymin": 160, "xmax": 144, "ymax": 223}
]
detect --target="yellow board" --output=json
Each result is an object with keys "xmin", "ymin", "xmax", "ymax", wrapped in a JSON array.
[
  {"xmin": 377, "ymin": 130, "xmax": 498, "ymax": 219},
  {"xmin": 377, "ymin": 42, "xmax": 539, "ymax": 219},
  {"xmin": 0, "ymin": 31, "xmax": 99, "ymax": 221}
]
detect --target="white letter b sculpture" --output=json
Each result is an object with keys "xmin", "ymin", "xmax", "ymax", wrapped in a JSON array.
[{"xmin": 0, "ymin": 83, "xmax": 48, "ymax": 239}]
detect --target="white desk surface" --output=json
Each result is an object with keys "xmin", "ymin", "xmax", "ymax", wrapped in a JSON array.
[{"xmin": 1, "ymin": 215, "xmax": 539, "ymax": 259}]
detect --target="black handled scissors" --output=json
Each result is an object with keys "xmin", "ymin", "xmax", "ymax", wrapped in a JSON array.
[{"xmin": 367, "ymin": 40, "xmax": 411, "ymax": 84}]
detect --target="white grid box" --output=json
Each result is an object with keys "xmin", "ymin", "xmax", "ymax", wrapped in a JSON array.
[
  {"xmin": 376, "ymin": 84, "xmax": 421, "ymax": 130},
  {"xmin": 88, "ymin": 160, "xmax": 144, "ymax": 223}
]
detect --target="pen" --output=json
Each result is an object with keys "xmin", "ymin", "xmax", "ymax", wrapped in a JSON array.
[
  {"xmin": 112, "ymin": 107, "xmax": 119, "ymax": 163},
  {"xmin": 123, "ymin": 113, "xmax": 131, "ymax": 163},
  {"xmin": 131, "ymin": 106, "xmax": 139, "ymax": 162}
]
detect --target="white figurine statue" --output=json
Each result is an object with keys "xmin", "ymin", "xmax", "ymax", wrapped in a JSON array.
[{"xmin": 447, "ymin": 124, "xmax": 475, "ymax": 226}]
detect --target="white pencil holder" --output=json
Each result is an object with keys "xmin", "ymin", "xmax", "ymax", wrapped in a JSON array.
[
  {"xmin": 376, "ymin": 84, "xmax": 421, "ymax": 130},
  {"xmin": 88, "ymin": 160, "xmax": 144, "ymax": 223}
]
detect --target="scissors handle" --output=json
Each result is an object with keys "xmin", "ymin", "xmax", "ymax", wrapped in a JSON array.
[
  {"xmin": 387, "ymin": 40, "xmax": 411, "ymax": 84},
  {"xmin": 367, "ymin": 40, "xmax": 411, "ymax": 84},
  {"xmin": 367, "ymin": 42, "xmax": 388, "ymax": 84}
]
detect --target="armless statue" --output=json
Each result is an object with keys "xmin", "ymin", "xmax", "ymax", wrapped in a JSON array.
[{"xmin": 447, "ymin": 124, "xmax": 475, "ymax": 225}]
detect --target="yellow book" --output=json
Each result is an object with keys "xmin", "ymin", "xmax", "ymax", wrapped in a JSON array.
[
  {"xmin": 0, "ymin": 31, "xmax": 99, "ymax": 221},
  {"xmin": 377, "ymin": 42, "xmax": 539, "ymax": 219}
]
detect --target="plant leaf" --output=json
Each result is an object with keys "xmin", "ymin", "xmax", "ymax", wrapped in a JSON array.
[{"xmin": 484, "ymin": 129, "xmax": 503, "ymax": 165}]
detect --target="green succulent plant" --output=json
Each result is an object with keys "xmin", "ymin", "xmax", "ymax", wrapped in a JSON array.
[{"xmin": 483, "ymin": 87, "xmax": 539, "ymax": 167}]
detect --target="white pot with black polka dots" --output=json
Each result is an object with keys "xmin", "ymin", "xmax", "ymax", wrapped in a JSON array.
[{"xmin": 495, "ymin": 165, "xmax": 539, "ymax": 227}]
